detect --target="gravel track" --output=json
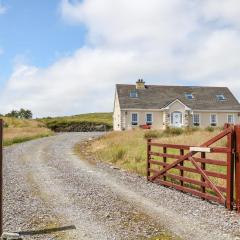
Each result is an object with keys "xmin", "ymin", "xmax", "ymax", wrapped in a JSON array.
[{"xmin": 3, "ymin": 133, "xmax": 240, "ymax": 240}]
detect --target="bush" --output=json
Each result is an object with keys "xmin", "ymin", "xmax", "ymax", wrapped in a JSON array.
[
  {"xmin": 144, "ymin": 130, "xmax": 160, "ymax": 139},
  {"xmin": 205, "ymin": 126, "xmax": 214, "ymax": 132},
  {"xmin": 161, "ymin": 127, "xmax": 184, "ymax": 137}
]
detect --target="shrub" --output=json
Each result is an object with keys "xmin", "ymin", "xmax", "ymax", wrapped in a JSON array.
[
  {"xmin": 205, "ymin": 126, "xmax": 214, "ymax": 132},
  {"xmin": 161, "ymin": 127, "xmax": 184, "ymax": 137},
  {"xmin": 144, "ymin": 130, "xmax": 160, "ymax": 139}
]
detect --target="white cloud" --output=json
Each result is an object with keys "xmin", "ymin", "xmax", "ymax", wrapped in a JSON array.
[
  {"xmin": 201, "ymin": 0, "xmax": 240, "ymax": 26},
  {"xmin": 1, "ymin": 0, "xmax": 240, "ymax": 116}
]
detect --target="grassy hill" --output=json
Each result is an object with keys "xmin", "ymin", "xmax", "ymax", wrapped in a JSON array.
[
  {"xmin": 2, "ymin": 117, "xmax": 53, "ymax": 146},
  {"xmin": 40, "ymin": 112, "xmax": 113, "ymax": 132},
  {"xmin": 1, "ymin": 112, "xmax": 113, "ymax": 146}
]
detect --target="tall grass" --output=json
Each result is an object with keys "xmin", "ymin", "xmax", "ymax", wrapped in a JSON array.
[
  {"xmin": 79, "ymin": 128, "xmax": 227, "ymax": 184},
  {"xmin": 2, "ymin": 117, "xmax": 53, "ymax": 146}
]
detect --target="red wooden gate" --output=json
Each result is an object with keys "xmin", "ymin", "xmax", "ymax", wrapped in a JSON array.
[{"xmin": 147, "ymin": 124, "xmax": 238, "ymax": 210}]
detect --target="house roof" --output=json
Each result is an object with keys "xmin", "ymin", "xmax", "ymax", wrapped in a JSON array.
[{"xmin": 116, "ymin": 84, "xmax": 240, "ymax": 111}]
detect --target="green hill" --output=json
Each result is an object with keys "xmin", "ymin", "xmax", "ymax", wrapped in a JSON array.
[{"xmin": 40, "ymin": 112, "xmax": 113, "ymax": 132}]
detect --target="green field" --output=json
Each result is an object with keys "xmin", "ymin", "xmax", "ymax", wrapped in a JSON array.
[{"xmin": 40, "ymin": 112, "xmax": 113, "ymax": 131}]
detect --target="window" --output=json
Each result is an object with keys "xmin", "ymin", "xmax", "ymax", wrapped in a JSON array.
[
  {"xmin": 185, "ymin": 93, "xmax": 194, "ymax": 100},
  {"xmin": 130, "ymin": 90, "xmax": 138, "ymax": 98},
  {"xmin": 228, "ymin": 114, "xmax": 234, "ymax": 124},
  {"xmin": 131, "ymin": 113, "xmax": 138, "ymax": 125},
  {"xmin": 146, "ymin": 113, "xmax": 153, "ymax": 125},
  {"xmin": 210, "ymin": 114, "xmax": 217, "ymax": 126},
  {"xmin": 216, "ymin": 95, "xmax": 226, "ymax": 101},
  {"xmin": 193, "ymin": 113, "xmax": 200, "ymax": 126}
]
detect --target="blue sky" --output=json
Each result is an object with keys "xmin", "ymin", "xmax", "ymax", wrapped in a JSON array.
[
  {"xmin": 1, "ymin": 0, "xmax": 240, "ymax": 117},
  {"xmin": 0, "ymin": 0, "xmax": 86, "ymax": 89}
]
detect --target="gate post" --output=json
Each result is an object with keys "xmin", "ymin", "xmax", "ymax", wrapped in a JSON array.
[
  {"xmin": 234, "ymin": 125, "xmax": 240, "ymax": 213},
  {"xmin": 146, "ymin": 139, "xmax": 152, "ymax": 180},
  {"xmin": 0, "ymin": 119, "xmax": 3, "ymax": 236},
  {"xmin": 226, "ymin": 124, "xmax": 234, "ymax": 210}
]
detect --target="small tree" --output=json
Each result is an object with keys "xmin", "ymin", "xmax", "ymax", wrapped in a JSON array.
[
  {"xmin": 5, "ymin": 110, "xmax": 19, "ymax": 118},
  {"xmin": 5, "ymin": 108, "xmax": 33, "ymax": 119},
  {"xmin": 23, "ymin": 109, "xmax": 33, "ymax": 119},
  {"xmin": 18, "ymin": 108, "xmax": 33, "ymax": 119}
]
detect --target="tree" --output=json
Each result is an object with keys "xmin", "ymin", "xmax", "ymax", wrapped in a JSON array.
[
  {"xmin": 5, "ymin": 110, "xmax": 19, "ymax": 118},
  {"xmin": 18, "ymin": 108, "xmax": 33, "ymax": 119},
  {"xmin": 5, "ymin": 108, "xmax": 33, "ymax": 119}
]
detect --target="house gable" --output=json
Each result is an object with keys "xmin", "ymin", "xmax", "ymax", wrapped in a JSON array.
[{"xmin": 161, "ymin": 99, "xmax": 191, "ymax": 111}]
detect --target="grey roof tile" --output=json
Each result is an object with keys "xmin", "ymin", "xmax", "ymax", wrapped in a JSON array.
[{"xmin": 116, "ymin": 84, "xmax": 240, "ymax": 110}]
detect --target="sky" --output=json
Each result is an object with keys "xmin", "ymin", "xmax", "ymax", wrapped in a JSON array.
[{"xmin": 0, "ymin": 0, "xmax": 240, "ymax": 117}]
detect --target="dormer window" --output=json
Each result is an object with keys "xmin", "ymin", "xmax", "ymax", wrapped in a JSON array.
[
  {"xmin": 130, "ymin": 90, "xmax": 138, "ymax": 98},
  {"xmin": 216, "ymin": 95, "xmax": 226, "ymax": 101},
  {"xmin": 185, "ymin": 93, "xmax": 193, "ymax": 100}
]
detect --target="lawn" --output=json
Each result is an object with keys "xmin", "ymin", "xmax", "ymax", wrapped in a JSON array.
[
  {"xmin": 76, "ymin": 127, "xmax": 228, "ymax": 190},
  {"xmin": 2, "ymin": 117, "xmax": 53, "ymax": 146},
  {"xmin": 40, "ymin": 112, "xmax": 113, "ymax": 131}
]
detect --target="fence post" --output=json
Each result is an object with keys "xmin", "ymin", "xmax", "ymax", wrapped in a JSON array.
[
  {"xmin": 226, "ymin": 125, "xmax": 234, "ymax": 210},
  {"xmin": 201, "ymin": 152, "xmax": 206, "ymax": 198},
  {"xmin": 163, "ymin": 147, "xmax": 167, "ymax": 181},
  {"xmin": 180, "ymin": 149, "xmax": 184, "ymax": 186},
  {"xmin": 235, "ymin": 125, "xmax": 240, "ymax": 213},
  {"xmin": 147, "ymin": 139, "xmax": 152, "ymax": 180},
  {"xmin": 0, "ymin": 119, "xmax": 3, "ymax": 236}
]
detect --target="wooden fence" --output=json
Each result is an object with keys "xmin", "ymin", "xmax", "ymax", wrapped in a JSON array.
[{"xmin": 147, "ymin": 124, "xmax": 240, "ymax": 212}]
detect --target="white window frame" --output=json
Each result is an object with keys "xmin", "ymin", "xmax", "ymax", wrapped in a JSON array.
[
  {"xmin": 185, "ymin": 93, "xmax": 194, "ymax": 100},
  {"xmin": 227, "ymin": 114, "xmax": 234, "ymax": 124},
  {"xmin": 193, "ymin": 113, "xmax": 200, "ymax": 126},
  {"xmin": 131, "ymin": 112, "xmax": 138, "ymax": 126},
  {"xmin": 210, "ymin": 113, "xmax": 217, "ymax": 126},
  {"xmin": 145, "ymin": 113, "xmax": 153, "ymax": 125},
  {"xmin": 130, "ymin": 90, "xmax": 138, "ymax": 98},
  {"xmin": 216, "ymin": 94, "xmax": 226, "ymax": 101}
]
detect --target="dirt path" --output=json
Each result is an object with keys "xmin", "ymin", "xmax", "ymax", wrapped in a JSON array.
[{"xmin": 3, "ymin": 133, "xmax": 240, "ymax": 240}]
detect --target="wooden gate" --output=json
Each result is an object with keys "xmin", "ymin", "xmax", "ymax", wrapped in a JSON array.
[{"xmin": 147, "ymin": 124, "xmax": 237, "ymax": 210}]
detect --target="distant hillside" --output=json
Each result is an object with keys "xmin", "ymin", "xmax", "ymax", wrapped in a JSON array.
[
  {"xmin": 40, "ymin": 112, "xmax": 113, "ymax": 132},
  {"xmin": 2, "ymin": 117, "xmax": 53, "ymax": 146}
]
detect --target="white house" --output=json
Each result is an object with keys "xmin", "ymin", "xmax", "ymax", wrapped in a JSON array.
[{"xmin": 113, "ymin": 80, "xmax": 240, "ymax": 131}]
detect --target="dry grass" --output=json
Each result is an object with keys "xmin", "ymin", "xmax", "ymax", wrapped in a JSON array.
[
  {"xmin": 80, "ymin": 128, "xmax": 228, "ymax": 189},
  {"xmin": 2, "ymin": 117, "xmax": 54, "ymax": 146}
]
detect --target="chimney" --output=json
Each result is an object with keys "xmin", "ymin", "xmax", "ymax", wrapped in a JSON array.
[{"xmin": 136, "ymin": 79, "xmax": 145, "ymax": 89}]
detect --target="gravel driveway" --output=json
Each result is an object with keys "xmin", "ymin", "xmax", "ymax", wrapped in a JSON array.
[{"xmin": 3, "ymin": 133, "xmax": 240, "ymax": 240}]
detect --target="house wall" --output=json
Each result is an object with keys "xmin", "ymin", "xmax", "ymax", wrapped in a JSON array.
[
  {"xmin": 121, "ymin": 110, "xmax": 164, "ymax": 130},
  {"xmin": 193, "ymin": 112, "xmax": 240, "ymax": 127},
  {"xmin": 113, "ymin": 91, "xmax": 121, "ymax": 131}
]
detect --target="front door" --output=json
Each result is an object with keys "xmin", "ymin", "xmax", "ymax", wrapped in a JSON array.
[{"xmin": 172, "ymin": 112, "xmax": 182, "ymax": 128}]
